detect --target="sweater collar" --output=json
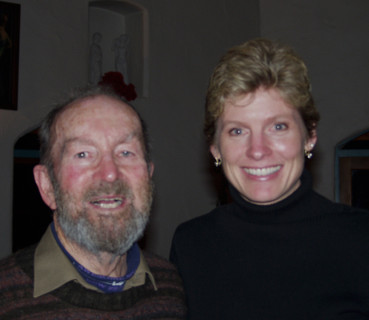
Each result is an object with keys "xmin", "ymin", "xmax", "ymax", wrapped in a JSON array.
[{"xmin": 229, "ymin": 169, "xmax": 314, "ymax": 224}]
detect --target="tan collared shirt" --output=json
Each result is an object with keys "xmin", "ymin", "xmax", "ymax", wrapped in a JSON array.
[{"xmin": 33, "ymin": 226, "xmax": 157, "ymax": 298}]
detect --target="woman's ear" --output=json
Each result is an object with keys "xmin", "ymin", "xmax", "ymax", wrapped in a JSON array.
[
  {"xmin": 210, "ymin": 144, "xmax": 221, "ymax": 160},
  {"xmin": 33, "ymin": 165, "xmax": 57, "ymax": 210},
  {"xmin": 305, "ymin": 129, "xmax": 318, "ymax": 152}
]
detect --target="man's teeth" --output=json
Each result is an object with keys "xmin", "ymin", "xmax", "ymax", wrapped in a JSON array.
[
  {"xmin": 92, "ymin": 198, "xmax": 122, "ymax": 209},
  {"xmin": 244, "ymin": 166, "xmax": 281, "ymax": 176}
]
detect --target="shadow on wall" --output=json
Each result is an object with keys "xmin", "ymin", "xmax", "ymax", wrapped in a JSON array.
[{"xmin": 12, "ymin": 129, "xmax": 52, "ymax": 252}]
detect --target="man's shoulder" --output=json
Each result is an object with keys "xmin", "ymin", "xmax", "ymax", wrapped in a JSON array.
[
  {"xmin": 0, "ymin": 245, "xmax": 35, "ymax": 270},
  {"xmin": 0, "ymin": 252, "xmax": 17, "ymax": 278},
  {"xmin": 0, "ymin": 245, "xmax": 35, "ymax": 293},
  {"xmin": 141, "ymin": 250, "xmax": 177, "ymax": 271},
  {"xmin": 140, "ymin": 250, "xmax": 185, "ymax": 302}
]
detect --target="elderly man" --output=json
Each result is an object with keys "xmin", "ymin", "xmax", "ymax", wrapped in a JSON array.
[{"xmin": 0, "ymin": 86, "xmax": 186, "ymax": 319}]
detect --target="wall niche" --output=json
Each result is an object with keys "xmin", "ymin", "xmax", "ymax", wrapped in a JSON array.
[
  {"xmin": 88, "ymin": 0, "xmax": 149, "ymax": 98},
  {"xmin": 335, "ymin": 129, "xmax": 369, "ymax": 210}
]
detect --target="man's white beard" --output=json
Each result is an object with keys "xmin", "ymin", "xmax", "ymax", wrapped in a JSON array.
[{"xmin": 53, "ymin": 179, "xmax": 153, "ymax": 256}]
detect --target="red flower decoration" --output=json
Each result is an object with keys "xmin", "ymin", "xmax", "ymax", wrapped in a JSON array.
[{"xmin": 98, "ymin": 71, "xmax": 137, "ymax": 101}]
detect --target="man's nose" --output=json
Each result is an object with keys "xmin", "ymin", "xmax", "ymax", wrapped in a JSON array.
[{"xmin": 95, "ymin": 154, "xmax": 119, "ymax": 182}]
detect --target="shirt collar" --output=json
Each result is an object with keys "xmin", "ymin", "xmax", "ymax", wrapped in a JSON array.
[{"xmin": 34, "ymin": 225, "xmax": 157, "ymax": 298}]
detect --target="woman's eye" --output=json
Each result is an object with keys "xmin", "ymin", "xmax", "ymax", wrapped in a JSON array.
[
  {"xmin": 229, "ymin": 128, "xmax": 243, "ymax": 136},
  {"xmin": 274, "ymin": 123, "xmax": 287, "ymax": 131}
]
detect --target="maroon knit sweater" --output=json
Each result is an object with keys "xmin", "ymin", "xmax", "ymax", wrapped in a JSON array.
[{"xmin": 0, "ymin": 245, "xmax": 187, "ymax": 319}]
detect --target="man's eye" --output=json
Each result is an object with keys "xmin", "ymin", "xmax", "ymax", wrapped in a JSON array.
[
  {"xmin": 76, "ymin": 152, "xmax": 88, "ymax": 158},
  {"xmin": 122, "ymin": 150, "xmax": 132, "ymax": 157},
  {"xmin": 230, "ymin": 128, "xmax": 242, "ymax": 136}
]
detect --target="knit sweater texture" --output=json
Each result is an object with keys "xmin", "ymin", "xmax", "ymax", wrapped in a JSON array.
[
  {"xmin": 170, "ymin": 171, "xmax": 369, "ymax": 319},
  {"xmin": 0, "ymin": 245, "xmax": 186, "ymax": 319}
]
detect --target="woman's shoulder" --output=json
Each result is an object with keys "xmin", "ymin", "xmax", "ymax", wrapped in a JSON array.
[
  {"xmin": 310, "ymin": 190, "xmax": 369, "ymax": 229},
  {"xmin": 311, "ymin": 189, "xmax": 369, "ymax": 214},
  {"xmin": 173, "ymin": 204, "xmax": 231, "ymax": 235},
  {"xmin": 170, "ymin": 205, "xmax": 232, "ymax": 264}
]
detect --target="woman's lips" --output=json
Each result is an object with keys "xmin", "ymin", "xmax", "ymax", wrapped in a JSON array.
[{"xmin": 243, "ymin": 165, "xmax": 281, "ymax": 177}]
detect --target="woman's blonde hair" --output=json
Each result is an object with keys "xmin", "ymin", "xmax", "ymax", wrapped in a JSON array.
[{"xmin": 205, "ymin": 38, "xmax": 320, "ymax": 144}]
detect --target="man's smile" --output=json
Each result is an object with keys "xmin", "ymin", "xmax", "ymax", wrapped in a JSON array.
[{"xmin": 90, "ymin": 197, "xmax": 125, "ymax": 209}]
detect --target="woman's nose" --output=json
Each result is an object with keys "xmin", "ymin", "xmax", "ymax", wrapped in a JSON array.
[{"xmin": 246, "ymin": 133, "xmax": 271, "ymax": 160}]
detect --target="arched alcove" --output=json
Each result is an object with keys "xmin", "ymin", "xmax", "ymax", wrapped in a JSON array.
[
  {"xmin": 335, "ymin": 129, "xmax": 369, "ymax": 210},
  {"xmin": 88, "ymin": 0, "xmax": 149, "ymax": 97},
  {"xmin": 12, "ymin": 129, "xmax": 52, "ymax": 252}
]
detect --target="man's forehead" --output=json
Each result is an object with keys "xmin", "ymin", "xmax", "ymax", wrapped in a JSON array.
[
  {"xmin": 57, "ymin": 95, "xmax": 138, "ymax": 124},
  {"xmin": 52, "ymin": 95, "xmax": 143, "ymax": 143},
  {"xmin": 66, "ymin": 95, "xmax": 136, "ymax": 116}
]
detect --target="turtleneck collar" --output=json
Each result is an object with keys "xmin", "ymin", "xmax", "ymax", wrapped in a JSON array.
[{"xmin": 228, "ymin": 169, "xmax": 316, "ymax": 224}]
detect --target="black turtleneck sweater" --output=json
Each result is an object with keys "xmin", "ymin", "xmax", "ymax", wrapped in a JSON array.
[{"xmin": 170, "ymin": 171, "xmax": 369, "ymax": 319}]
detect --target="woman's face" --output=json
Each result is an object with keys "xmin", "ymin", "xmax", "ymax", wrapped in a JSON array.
[{"xmin": 211, "ymin": 88, "xmax": 316, "ymax": 205}]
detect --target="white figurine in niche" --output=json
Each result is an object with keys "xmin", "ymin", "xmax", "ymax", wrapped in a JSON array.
[
  {"xmin": 112, "ymin": 34, "xmax": 129, "ymax": 83},
  {"xmin": 89, "ymin": 32, "xmax": 103, "ymax": 84}
]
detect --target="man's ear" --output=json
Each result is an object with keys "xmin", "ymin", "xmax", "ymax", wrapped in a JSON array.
[
  {"xmin": 33, "ymin": 165, "xmax": 57, "ymax": 210},
  {"xmin": 148, "ymin": 162, "xmax": 154, "ymax": 178}
]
